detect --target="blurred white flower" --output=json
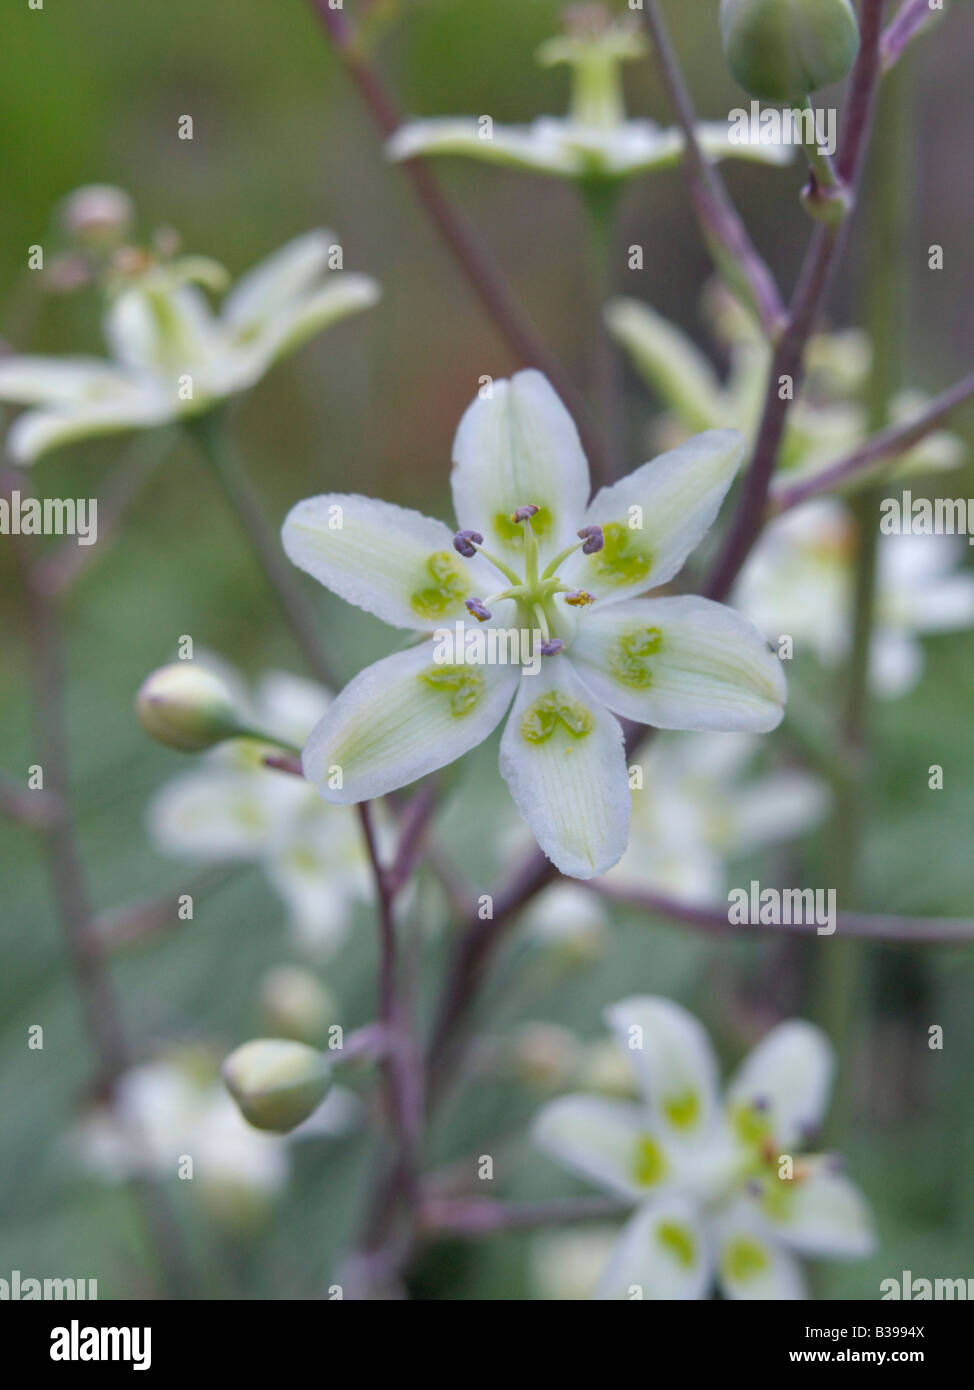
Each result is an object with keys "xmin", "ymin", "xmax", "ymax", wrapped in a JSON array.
[
  {"xmin": 387, "ymin": 9, "xmax": 790, "ymax": 182},
  {"xmin": 520, "ymin": 881, "xmax": 610, "ymax": 962},
  {"xmin": 736, "ymin": 500, "xmax": 974, "ymax": 698},
  {"xmin": 533, "ymin": 997, "xmax": 875, "ymax": 1299},
  {"xmin": 611, "ymin": 732, "xmax": 828, "ymax": 904},
  {"xmin": 606, "ymin": 288, "xmax": 964, "ymax": 488},
  {"xmin": 0, "ymin": 227, "xmax": 379, "ymax": 463},
  {"xmin": 148, "ymin": 661, "xmax": 374, "ymax": 957},
  {"xmin": 530, "ymin": 1226, "xmax": 622, "ymax": 1301}
]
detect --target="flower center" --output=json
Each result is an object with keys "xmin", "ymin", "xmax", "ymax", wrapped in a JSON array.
[{"xmin": 453, "ymin": 509, "xmax": 602, "ymax": 658}]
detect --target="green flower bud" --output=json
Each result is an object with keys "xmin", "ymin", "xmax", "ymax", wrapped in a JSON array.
[
  {"xmin": 222, "ymin": 1039, "xmax": 332, "ymax": 1133},
  {"xmin": 135, "ymin": 663, "xmax": 244, "ymax": 752},
  {"xmin": 259, "ymin": 966, "xmax": 336, "ymax": 1046},
  {"xmin": 719, "ymin": 0, "xmax": 860, "ymax": 104}
]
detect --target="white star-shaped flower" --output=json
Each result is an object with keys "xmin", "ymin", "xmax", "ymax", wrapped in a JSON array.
[{"xmin": 282, "ymin": 370, "xmax": 786, "ymax": 879}]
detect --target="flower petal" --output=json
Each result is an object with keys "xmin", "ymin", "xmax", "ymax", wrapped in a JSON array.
[
  {"xmin": 148, "ymin": 766, "xmax": 308, "ymax": 860},
  {"xmin": 695, "ymin": 121, "xmax": 794, "ymax": 168},
  {"xmin": 302, "ymin": 642, "xmax": 519, "ymax": 803},
  {"xmin": 604, "ymin": 299, "xmax": 727, "ymax": 434},
  {"xmin": 242, "ymin": 275, "xmax": 381, "ymax": 370},
  {"xmin": 6, "ymin": 394, "xmax": 172, "ymax": 464},
  {"xmin": 281, "ymin": 492, "xmax": 496, "ymax": 630},
  {"xmin": 104, "ymin": 283, "xmax": 221, "ymax": 377},
  {"xmin": 603, "ymin": 996, "xmax": 721, "ymax": 1146},
  {"xmin": 754, "ymin": 1157, "xmax": 876, "ymax": 1260},
  {"xmin": 726, "ymin": 1021, "xmax": 834, "ymax": 1149},
  {"xmin": 499, "ymin": 659, "xmax": 629, "ymax": 879},
  {"xmin": 386, "ymin": 118, "xmax": 575, "ymax": 176},
  {"xmin": 592, "ymin": 1197, "xmax": 713, "ymax": 1300},
  {"xmin": 570, "ymin": 596, "xmax": 786, "ymax": 733},
  {"xmin": 715, "ymin": 1200, "xmax": 807, "ymax": 1300},
  {"xmin": 451, "ymin": 369, "xmax": 591, "ymax": 567},
  {"xmin": 559, "ymin": 430, "xmax": 744, "ymax": 601},
  {"xmin": 221, "ymin": 230, "xmax": 335, "ymax": 332},
  {"xmin": 0, "ymin": 355, "xmax": 133, "ymax": 405},
  {"xmin": 532, "ymin": 1094, "xmax": 671, "ymax": 1201}
]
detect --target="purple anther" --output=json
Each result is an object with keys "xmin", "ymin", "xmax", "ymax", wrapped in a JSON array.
[
  {"xmin": 577, "ymin": 524, "xmax": 604, "ymax": 555},
  {"xmin": 511, "ymin": 504, "xmax": 540, "ymax": 523},
  {"xmin": 465, "ymin": 597, "xmax": 492, "ymax": 623},
  {"xmin": 752, "ymin": 1096, "xmax": 770, "ymax": 1112},
  {"xmin": 564, "ymin": 589, "xmax": 595, "ymax": 608},
  {"xmin": 540, "ymin": 638, "xmax": 564, "ymax": 656},
  {"xmin": 453, "ymin": 529, "xmax": 483, "ymax": 558}
]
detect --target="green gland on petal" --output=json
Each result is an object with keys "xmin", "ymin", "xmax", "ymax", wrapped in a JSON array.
[
  {"xmin": 719, "ymin": 0, "xmax": 860, "ymax": 105},
  {"xmin": 410, "ymin": 550, "xmax": 471, "ymax": 621},
  {"xmin": 632, "ymin": 1133, "xmax": 668, "ymax": 1188},
  {"xmin": 609, "ymin": 626, "xmax": 663, "ymax": 689},
  {"xmin": 520, "ymin": 690, "xmax": 595, "ymax": 744},
  {"xmin": 493, "ymin": 506, "xmax": 553, "ymax": 544},
  {"xmin": 588, "ymin": 521, "xmax": 653, "ymax": 589},
  {"xmin": 656, "ymin": 1221, "xmax": 697, "ymax": 1269},
  {"xmin": 420, "ymin": 665, "xmax": 486, "ymax": 718},
  {"xmin": 222, "ymin": 1038, "xmax": 332, "ymax": 1133},
  {"xmin": 721, "ymin": 1234, "xmax": 770, "ymax": 1285},
  {"xmin": 662, "ymin": 1088, "xmax": 701, "ymax": 1131},
  {"xmin": 136, "ymin": 663, "xmax": 245, "ymax": 752}
]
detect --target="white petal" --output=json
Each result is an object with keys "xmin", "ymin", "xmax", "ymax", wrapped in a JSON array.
[
  {"xmin": 264, "ymin": 807, "xmax": 363, "ymax": 959},
  {"xmin": 240, "ymin": 274, "xmax": 380, "ymax": 369},
  {"xmin": 499, "ymin": 659, "xmax": 629, "ymax": 879},
  {"xmin": 281, "ymin": 492, "xmax": 495, "ymax": 631},
  {"xmin": 570, "ymin": 596, "xmax": 786, "ymax": 733},
  {"xmin": 6, "ymin": 393, "xmax": 172, "ymax": 464},
  {"xmin": 756, "ymin": 1157, "xmax": 876, "ymax": 1259},
  {"xmin": 302, "ymin": 642, "xmax": 519, "ymax": 803},
  {"xmin": 253, "ymin": 671, "xmax": 332, "ymax": 747},
  {"xmin": 0, "ymin": 355, "xmax": 133, "ymax": 405},
  {"xmin": 559, "ymin": 430, "xmax": 743, "ymax": 602},
  {"xmin": 695, "ymin": 121, "xmax": 795, "ymax": 168},
  {"xmin": 726, "ymin": 1021, "xmax": 834, "ymax": 1149},
  {"xmin": 604, "ymin": 299, "xmax": 726, "ymax": 434},
  {"xmin": 532, "ymin": 1094, "xmax": 672, "ymax": 1201},
  {"xmin": 728, "ymin": 769, "xmax": 830, "ymax": 853},
  {"xmin": 603, "ymin": 997, "xmax": 721, "ymax": 1146},
  {"xmin": 715, "ymin": 1200, "xmax": 807, "ymax": 1300},
  {"xmin": 222, "ymin": 230, "xmax": 335, "ymax": 332},
  {"xmin": 451, "ymin": 369, "xmax": 592, "ymax": 567},
  {"xmin": 148, "ymin": 766, "xmax": 307, "ymax": 860},
  {"xmin": 104, "ymin": 283, "xmax": 220, "ymax": 377},
  {"xmin": 386, "ymin": 118, "xmax": 576, "ymax": 176},
  {"xmin": 593, "ymin": 1198, "xmax": 712, "ymax": 1300}
]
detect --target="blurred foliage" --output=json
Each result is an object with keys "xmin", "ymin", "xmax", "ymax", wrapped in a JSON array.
[{"xmin": 1, "ymin": 0, "xmax": 973, "ymax": 1299}]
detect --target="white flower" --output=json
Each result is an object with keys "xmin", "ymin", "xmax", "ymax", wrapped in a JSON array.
[
  {"xmin": 611, "ymin": 732, "xmax": 829, "ymax": 903},
  {"xmin": 387, "ymin": 13, "xmax": 790, "ymax": 182},
  {"xmin": 148, "ymin": 661, "xmax": 373, "ymax": 956},
  {"xmin": 530, "ymin": 1226, "xmax": 622, "ymax": 1301},
  {"xmin": 282, "ymin": 370, "xmax": 786, "ymax": 879},
  {"xmin": 606, "ymin": 290, "xmax": 965, "ymax": 487},
  {"xmin": 736, "ymin": 499, "xmax": 974, "ymax": 698},
  {"xmin": 533, "ymin": 998, "xmax": 875, "ymax": 1299},
  {"xmin": 0, "ymin": 228, "xmax": 379, "ymax": 463}
]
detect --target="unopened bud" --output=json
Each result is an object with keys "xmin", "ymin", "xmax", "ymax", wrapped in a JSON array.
[
  {"xmin": 59, "ymin": 185, "xmax": 134, "ymax": 248},
  {"xmin": 719, "ymin": 0, "xmax": 860, "ymax": 104},
  {"xmin": 136, "ymin": 663, "xmax": 244, "ymax": 752},
  {"xmin": 222, "ymin": 1039, "xmax": 332, "ymax": 1133}
]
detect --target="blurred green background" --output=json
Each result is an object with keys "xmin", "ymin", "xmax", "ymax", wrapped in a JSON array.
[{"xmin": 1, "ymin": 0, "xmax": 973, "ymax": 1299}]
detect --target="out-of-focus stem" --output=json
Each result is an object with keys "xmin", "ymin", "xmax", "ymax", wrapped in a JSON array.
[
  {"xmin": 188, "ymin": 410, "xmax": 337, "ymax": 690},
  {"xmin": 581, "ymin": 180, "xmax": 623, "ymax": 478}
]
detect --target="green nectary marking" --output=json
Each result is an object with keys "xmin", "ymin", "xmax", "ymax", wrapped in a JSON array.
[
  {"xmin": 589, "ymin": 520, "xmax": 652, "ymax": 586},
  {"xmin": 731, "ymin": 1100, "xmax": 771, "ymax": 1147},
  {"xmin": 722, "ymin": 1236, "xmax": 770, "ymax": 1285},
  {"xmin": 493, "ymin": 506, "xmax": 553, "ymax": 542},
  {"xmin": 760, "ymin": 1177, "xmax": 796, "ymax": 1223},
  {"xmin": 662, "ymin": 1089, "xmax": 700, "ymax": 1131},
  {"xmin": 520, "ymin": 691, "xmax": 595, "ymax": 744},
  {"xmin": 410, "ymin": 551, "xmax": 470, "ymax": 620},
  {"xmin": 656, "ymin": 1221, "xmax": 696, "ymax": 1269},
  {"xmin": 420, "ymin": 665, "xmax": 485, "ymax": 717},
  {"xmin": 610, "ymin": 626, "xmax": 663, "ymax": 689},
  {"xmin": 632, "ymin": 1134, "xmax": 668, "ymax": 1188}
]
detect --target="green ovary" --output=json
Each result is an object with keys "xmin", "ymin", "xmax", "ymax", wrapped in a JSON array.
[
  {"xmin": 662, "ymin": 1089, "xmax": 700, "ymax": 1131},
  {"xmin": 589, "ymin": 521, "xmax": 652, "ymax": 587},
  {"xmin": 610, "ymin": 626, "xmax": 663, "ymax": 688},
  {"xmin": 520, "ymin": 691, "xmax": 594, "ymax": 743},
  {"xmin": 420, "ymin": 665, "xmax": 485, "ymax": 718},
  {"xmin": 656, "ymin": 1221, "xmax": 696, "ymax": 1270},
  {"xmin": 722, "ymin": 1236, "xmax": 770, "ymax": 1285},
  {"xmin": 632, "ymin": 1134, "xmax": 667, "ymax": 1188},
  {"xmin": 410, "ymin": 551, "xmax": 470, "ymax": 621},
  {"xmin": 493, "ymin": 506, "xmax": 553, "ymax": 543}
]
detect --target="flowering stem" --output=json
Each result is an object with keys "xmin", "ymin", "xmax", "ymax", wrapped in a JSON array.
[
  {"xmin": 639, "ymin": 0, "xmax": 785, "ymax": 339},
  {"xmin": 188, "ymin": 410, "xmax": 338, "ymax": 690},
  {"xmin": 581, "ymin": 179, "xmax": 624, "ymax": 478},
  {"xmin": 881, "ymin": 0, "xmax": 944, "ymax": 70},
  {"xmin": 306, "ymin": 0, "xmax": 609, "ymax": 481}
]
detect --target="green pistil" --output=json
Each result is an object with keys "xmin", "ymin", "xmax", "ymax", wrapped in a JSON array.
[
  {"xmin": 411, "ymin": 551, "xmax": 470, "ymax": 620},
  {"xmin": 420, "ymin": 665, "xmax": 485, "ymax": 717},
  {"xmin": 520, "ymin": 690, "xmax": 594, "ymax": 744}
]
